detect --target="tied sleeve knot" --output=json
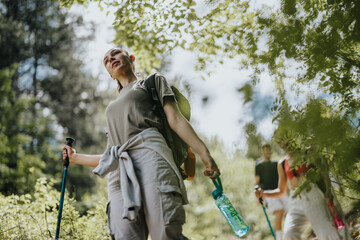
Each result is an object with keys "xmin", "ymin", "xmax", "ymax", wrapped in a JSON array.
[{"xmin": 93, "ymin": 146, "xmax": 141, "ymax": 221}]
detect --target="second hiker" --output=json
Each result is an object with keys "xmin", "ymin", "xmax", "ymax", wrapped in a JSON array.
[{"xmin": 255, "ymin": 142, "xmax": 288, "ymax": 240}]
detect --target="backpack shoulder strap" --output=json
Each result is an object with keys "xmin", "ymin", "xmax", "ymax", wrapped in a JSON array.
[
  {"xmin": 144, "ymin": 73, "xmax": 180, "ymax": 160},
  {"xmin": 144, "ymin": 73, "xmax": 169, "ymax": 128},
  {"xmin": 144, "ymin": 73, "xmax": 158, "ymax": 102}
]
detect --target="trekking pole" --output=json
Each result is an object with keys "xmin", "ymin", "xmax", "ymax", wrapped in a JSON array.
[
  {"xmin": 254, "ymin": 185, "xmax": 276, "ymax": 240},
  {"xmin": 55, "ymin": 137, "xmax": 75, "ymax": 240}
]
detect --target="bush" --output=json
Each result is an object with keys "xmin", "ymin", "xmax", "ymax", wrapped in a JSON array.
[{"xmin": 0, "ymin": 178, "xmax": 109, "ymax": 240}]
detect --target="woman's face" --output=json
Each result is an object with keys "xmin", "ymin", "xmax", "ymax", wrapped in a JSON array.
[{"xmin": 103, "ymin": 48, "xmax": 130, "ymax": 79}]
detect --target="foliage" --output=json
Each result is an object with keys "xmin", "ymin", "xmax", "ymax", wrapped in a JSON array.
[
  {"xmin": 0, "ymin": 178, "xmax": 109, "ymax": 240},
  {"xmin": 272, "ymin": 97, "xmax": 360, "ymax": 238},
  {"xmin": 58, "ymin": 0, "xmax": 198, "ymax": 73},
  {"xmin": 0, "ymin": 0, "xmax": 111, "ymax": 199},
  {"xmin": 67, "ymin": 0, "xmax": 360, "ymax": 110},
  {"xmin": 272, "ymin": 98, "xmax": 360, "ymax": 196},
  {"xmin": 57, "ymin": 0, "xmax": 360, "ymax": 121},
  {"xmin": 0, "ymin": 66, "xmax": 47, "ymax": 195},
  {"xmin": 0, "ymin": 0, "xmax": 108, "ymax": 151},
  {"xmin": 244, "ymin": 122, "xmax": 264, "ymax": 161}
]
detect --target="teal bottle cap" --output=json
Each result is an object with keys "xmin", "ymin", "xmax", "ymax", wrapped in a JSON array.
[
  {"xmin": 212, "ymin": 174, "xmax": 223, "ymax": 199},
  {"xmin": 212, "ymin": 189, "xmax": 222, "ymax": 199}
]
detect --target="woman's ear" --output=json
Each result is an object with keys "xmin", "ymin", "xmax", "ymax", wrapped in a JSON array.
[{"xmin": 130, "ymin": 54, "xmax": 135, "ymax": 62}]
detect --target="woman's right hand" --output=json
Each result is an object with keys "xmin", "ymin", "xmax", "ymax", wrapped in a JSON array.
[{"xmin": 62, "ymin": 145, "xmax": 76, "ymax": 164}]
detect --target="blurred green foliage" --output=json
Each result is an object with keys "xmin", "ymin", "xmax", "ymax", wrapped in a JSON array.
[
  {"xmin": 0, "ymin": 178, "xmax": 109, "ymax": 240},
  {"xmin": 59, "ymin": 0, "xmax": 360, "ymax": 111},
  {"xmin": 0, "ymin": 65, "xmax": 46, "ymax": 195},
  {"xmin": 0, "ymin": 0, "xmax": 111, "ymax": 199},
  {"xmin": 88, "ymin": 0, "xmax": 359, "ymax": 110},
  {"xmin": 272, "ymin": 97, "xmax": 360, "ymax": 238}
]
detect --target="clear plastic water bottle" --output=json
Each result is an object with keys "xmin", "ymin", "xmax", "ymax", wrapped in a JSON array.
[{"xmin": 212, "ymin": 175, "xmax": 249, "ymax": 237}]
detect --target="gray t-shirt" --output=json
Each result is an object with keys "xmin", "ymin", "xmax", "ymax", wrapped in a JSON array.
[{"xmin": 106, "ymin": 74, "xmax": 175, "ymax": 146}]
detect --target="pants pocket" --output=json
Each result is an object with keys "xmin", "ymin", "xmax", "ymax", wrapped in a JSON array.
[
  {"xmin": 106, "ymin": 201, "xmax": 115, "ymax": 240},
  {"xmin": 158, "ymin": 185, "xmax": 186, "ymax": 226}
]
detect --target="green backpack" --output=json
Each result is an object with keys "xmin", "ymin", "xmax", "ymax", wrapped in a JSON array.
[{"xmin": 144, "ymin": 73, "xmax": 192, "ymax": 179}]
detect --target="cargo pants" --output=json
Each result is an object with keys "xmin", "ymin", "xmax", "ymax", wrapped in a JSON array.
[{"xmin": 106, "ymin": 148, "xmax": 188, "ymax": 240}]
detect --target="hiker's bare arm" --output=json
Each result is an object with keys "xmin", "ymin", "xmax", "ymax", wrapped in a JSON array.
[
  {"xmin": 255, "ymin": 175, "xmax": 260, "ymax": 186},
  {"xmin": 256, "ymin": 162, "xmax": 287, "ymax": 199},
  {"xmin": 163, "ymin": 97, "xmax": 220, "ymax": 178},
  {"xmin": 62, "ymin": 145, "xmax": 101, "ymax": 167}
]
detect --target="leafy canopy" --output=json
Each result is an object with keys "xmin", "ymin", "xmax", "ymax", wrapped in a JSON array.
[{"xmin": 59, "ymin": 0, "xmax": 360, "ymax": 109}]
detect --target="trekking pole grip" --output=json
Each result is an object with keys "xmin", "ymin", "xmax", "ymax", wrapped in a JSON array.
[
  {"xmin": 64, "ymin": 137, "xmax": 75, "ymax": 168},
  {"xmin": 254, "ymin": 185, "xmax": 263, "ymax": 204}
]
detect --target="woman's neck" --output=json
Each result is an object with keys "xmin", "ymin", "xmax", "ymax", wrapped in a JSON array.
[{"xmin": 116, "ymin": 71, "xmax": 138, "ymax": 87}]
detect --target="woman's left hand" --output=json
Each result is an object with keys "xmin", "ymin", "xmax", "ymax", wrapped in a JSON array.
[{"xmin": 202, "ymin": 155, "xmax": 220, "ymax": 179}]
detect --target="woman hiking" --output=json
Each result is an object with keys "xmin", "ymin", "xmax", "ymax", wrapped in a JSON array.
[
  {"xmin": 62, "ymin": 47, "xmax": 220, "ymax": 240},
  {"xmin": 254, "ymin": 136, "xmax": 343, "ymax": 240}
]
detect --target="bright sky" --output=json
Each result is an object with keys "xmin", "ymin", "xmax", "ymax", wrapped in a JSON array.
[{"xmin": 69, "ymin": 1, "xmax": 281, "ymax": 153}]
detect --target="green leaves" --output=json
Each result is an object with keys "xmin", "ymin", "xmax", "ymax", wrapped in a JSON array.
[
  {"xmin": 273, "ymin": 97, "xmax": 360, "ymax": 205},
  {"xmin": 57, "ymin": 0, "xmax": 360, "ymax": 110},
  {"xmin": 1, "ymin": 0, "xmax": 110, "ymax": 198},
  {"xmin": 0, "ymin": 178, "xmax": 109, "ymax": 240},
  {"xmin": 105, "ymin": 0, "xmax": 200, "ymax": 72}
]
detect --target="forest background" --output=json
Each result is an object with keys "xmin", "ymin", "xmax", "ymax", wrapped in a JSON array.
[{"xmin": 0, "ymin": 0, "xmax": 359, "ymax": 239}]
